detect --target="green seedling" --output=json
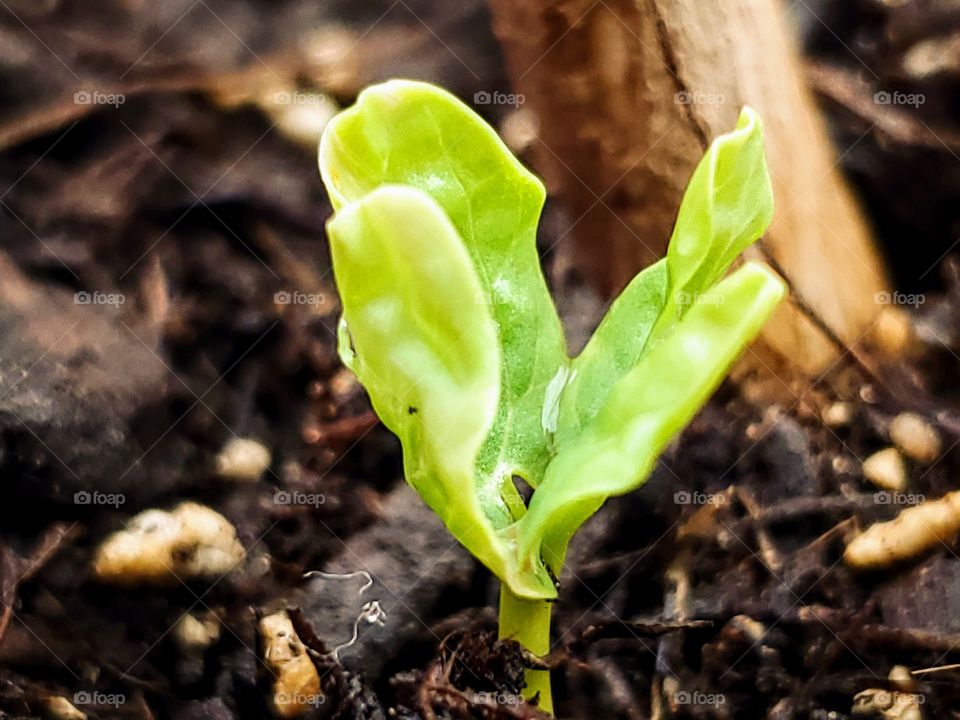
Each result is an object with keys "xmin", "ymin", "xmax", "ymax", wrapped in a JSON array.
[{"xmin": 319, "ymin": 79, "xmax": 784, "ymax": 713}]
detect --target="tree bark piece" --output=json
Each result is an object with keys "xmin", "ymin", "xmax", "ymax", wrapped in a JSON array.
[{"xmin": 488, "ymin": 0, "xmax": 889, "ymax": 374}]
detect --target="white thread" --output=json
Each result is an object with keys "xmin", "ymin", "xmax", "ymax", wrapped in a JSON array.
[
  {"xmin": 329, "ymin": 601, "xmax": 388, "ymax": 662},
  {"xmin": 301, "ymin": 570, "xmax": 386, "ymax": 662},
  {"xmin": 302, "ymin": 569, "xmax": 374, "ymax": 596}
]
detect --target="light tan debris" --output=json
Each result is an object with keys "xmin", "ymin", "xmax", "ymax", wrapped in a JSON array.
[
  {"xmin": 852, "ymin": 665, "xmax": 923, "ymax": 719},
  {"xmin": 173, "ymin": 612, "xmax": 221, "ymax": 652},
  {"xmin": 870, "ymin": 306, "xmax": 914, "ymax": 358},
  {"xmin": 889, "ymin": 413, "xmax": 942, "ymax": 465},
  {"xmin": 500, "ymin": 107, "xmax": 538, "ymax": 154},
  {"xmin": 862, "ymin": 448, "xmax": 908, "ymax": 492},
  {"xmin": 328, "ymin": 368, "xmax": 359, "ymax": 401},
  {"xmin": 845, "ymin": 490, "xmax": 960, "ymax": 570},
  {"xmin": 266, "ymin": 91, "xmax": 338, "ymax": 149},
  {"xmin": 259, "ymin": 611, "xmax": 322, "ymax": 718},
  {"xmin": 888, "ymin": 665, "xmax": 916, "ymax": 692},
  {"xmin": 823, "ymin": 401, "xmax": 854, "ymax": 428},
  {"xmin": 903, "ymin": 34, "xmax": 960, "ymax": 78},
  {"xmin": 216, "ymin": 437, "xmax": 272, "ymax": 482},
  {"xmin": 303, "ymin": 26, "xmax": 363, "ymax": 97},
  {"xmin": 833, "ymin": 455, "xmax": 860, "ymax": 476},
  {"xmin": 729, "ymin": 615, "xmax": 766, "ymax": 644},
  {"xmin": 42, "ymin": 696, "xmax": 87, "ymax": 720},
  {"xmin": 93, "ymin": 502, "xmax": 245, "ymax": 585}
]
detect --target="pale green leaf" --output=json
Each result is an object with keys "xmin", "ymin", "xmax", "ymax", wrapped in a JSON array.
[
  {"xmin": 320, "ymin": 79, "xmax": 568, "ymax": 522},
  {"xmin": 328, "ymin": 185, "xmax": 552, "ymax": 595},
  {"xmin": 554, "ymin": 260, "xmax": 668, "ymax": 444},
  {"xmin": 518, "ymin": 262, "xmax": 785, "ymax": 575},
  {"xmin": 555, "ymin": 107, "xmax": 774, "ymax": 447},
  {"xmin": 664, "ymin": 106, "xmax": 774, "ymax": 313}
]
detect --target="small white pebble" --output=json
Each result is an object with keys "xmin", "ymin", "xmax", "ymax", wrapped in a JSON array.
[
  {"xmin": 832, "ymin": 455, "xmax": 859, "ymax": 476},
  {"xmin": 729, "ymin": 615, "xmax": 766, "ymax": 643},
  {"xmin": 860, "ymin": 384, "xmax": 879, "ymax": 404},
  {"xmin": 745, "ymin": 422, "xmax": 764, "ymax": 441},
  {"xmin": 173, "ymin": 612, "xmax": 221, "ymax": 652},
  {"xmin": 328, "ymin": 368, "xmax": 358, "ymax": 401},
  {"xmin": 889, "ymin": 412, "xmax": 942, "ymax": 465},
  {"xmin": 823, "ymin": 401, "xmax": 854, "ymax": 428},
  {"xmin": 93, "ymin": 502, "xmax": 245, "ymax": 585},
  {"xmin": 259, "ymin": 611, "xmax": 322, "ymax": 718},
  {"xmin": 500, "ymin": 107, "xmax": 538, "ymax": 154},
  {"xmin": 870, "ymin": 306, "xmax": 914, "ymax": 358},
  {"xmin": 273, "ymin": 98, "xmax": 338, "ymax": 149},
  {"xmin": 888, "ymin": 665, "xmax": 916, "ymax": 691},
  {"xmin": 903, "ymin": 35, "xmax": 959, "ymax": 78},
  {"xmin": 862, "ymin": 448, "xmax": 908, "ymax": 492},
  {"xmin": 216, "ymin": 437, "xmax": 272, "ymax": 482}
]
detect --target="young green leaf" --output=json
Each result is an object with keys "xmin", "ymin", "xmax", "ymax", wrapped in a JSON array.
[
  {"xmin": 523, "ymin": 107, "xmax": 783, "ymax": 578},
  {"xmin": 553, "ymin": 259, "xmax": 668, "ymax": 444},
  {"xmin": 518, "ymin": 262, "xmax": 784, "ymax": 574},
  {"xmin": 664, "ymin": 107, "xmax": 774, "ymax": 315},
  {"xmin": 328, "ymin": 185, "xmax": 498, "ymax": 471},
  {"xmin": 320, "ymin": 80, "xmax": 568, "ymax": 518},
  {"xmin": 327, "ymin": 185, "xmax": 551, "ymax": 596},
  {"xmin": 555, "ymin": 107, "xmax": 773, "ymax": 445}
]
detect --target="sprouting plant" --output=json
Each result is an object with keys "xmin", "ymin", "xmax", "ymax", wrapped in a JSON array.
[{"xmin": 319, "ymin": 80, "xmax": 784, "ymax": 713}]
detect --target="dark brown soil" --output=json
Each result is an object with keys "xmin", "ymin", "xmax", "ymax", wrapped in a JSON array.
[{"xmin": 1, "ymin": 2, "xmax": 960, "ymax": 719}]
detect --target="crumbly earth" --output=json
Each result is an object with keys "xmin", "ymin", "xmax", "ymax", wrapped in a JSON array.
[{"xmin": 1, "ymin": 2, "xmax": 960, "ymax": 719}]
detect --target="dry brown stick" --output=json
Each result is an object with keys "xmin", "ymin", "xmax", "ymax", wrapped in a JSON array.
[{"xmin": 488, "ymin": 0, "xmax": 890, "ymax": 376}]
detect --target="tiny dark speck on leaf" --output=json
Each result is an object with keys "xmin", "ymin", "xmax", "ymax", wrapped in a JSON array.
[{"xmin": 408, "ymin": 406, "xmax": 418, "ymax": 415}]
